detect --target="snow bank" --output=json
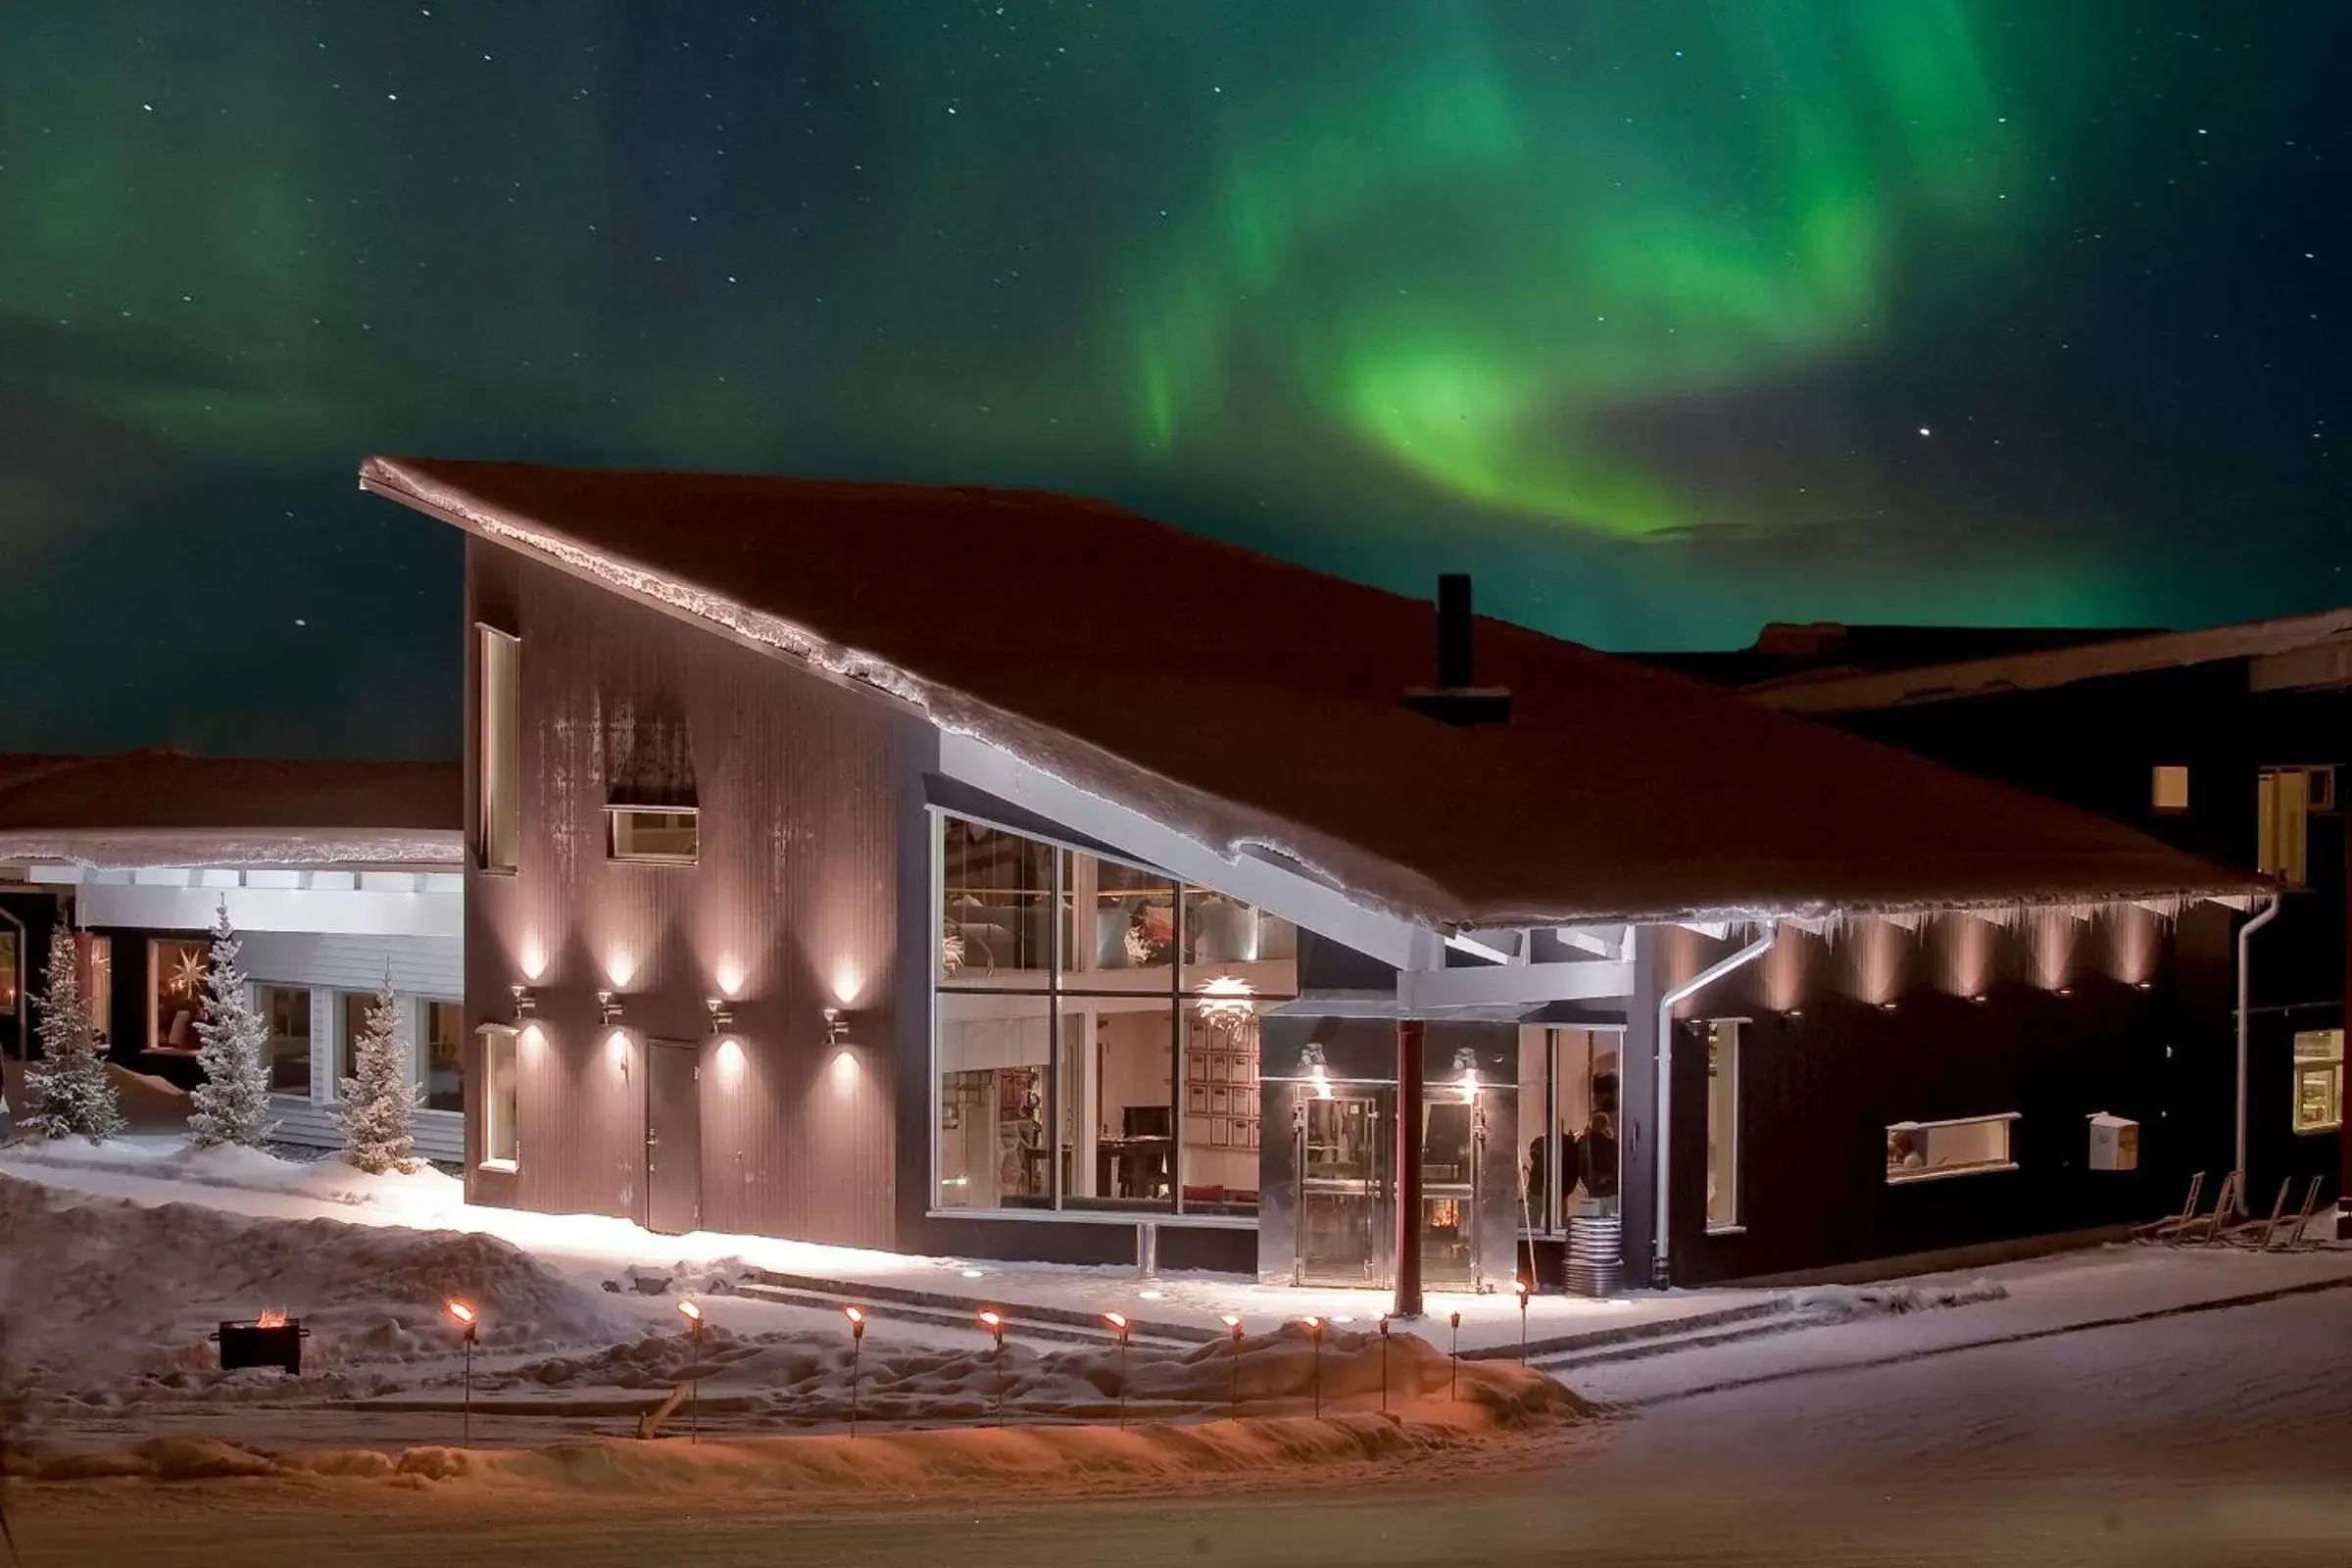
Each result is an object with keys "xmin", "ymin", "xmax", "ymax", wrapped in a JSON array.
[
  {"xmin": 1788, "ymin": 1279, "xmax": 2010, "ymax": 1320},
  {"xmin": 0, "ymin": 1175, "xmax": 634, "ymax": 1396},
  {"xmin": 0, "ymin": 1135, "xmax": 464, "ymax": 1214}
]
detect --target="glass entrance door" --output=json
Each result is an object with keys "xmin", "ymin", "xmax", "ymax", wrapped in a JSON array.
[
  {"xmin": 1296, "ymin": 1093, "xmax": 1391, "ymax": 1286},
  {"xmin": 1421, "ymin": 1090, "xmax": 1486, "ymax": 1290}
]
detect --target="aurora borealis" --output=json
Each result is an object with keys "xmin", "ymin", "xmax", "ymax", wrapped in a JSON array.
[{"xmin": 1, "ymin": 3, "xmax": 2345, "ymax": 757}]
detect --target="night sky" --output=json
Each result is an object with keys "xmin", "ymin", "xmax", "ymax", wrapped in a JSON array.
[{"xmin": 2, "ymin": 3, "xmax": 2346, "ymax": 760}]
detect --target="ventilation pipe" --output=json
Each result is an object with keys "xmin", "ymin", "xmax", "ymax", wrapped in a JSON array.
[
  {"xmin": 1402, "ymin": 574, "xmax": 1511, "ymax": 725},
  {"xmin": 2235, "ymin": 894, "xmax": 2281, "ymax": 1211},
  {"xmin": 1652, "ymin": 920, "xmax": 1779, "ymax": 1288}
]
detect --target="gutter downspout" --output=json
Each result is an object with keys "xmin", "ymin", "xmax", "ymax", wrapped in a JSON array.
[
  {"xmin": 1653, "ymin": 920, "xmax": 1779, "ymax": 1289},
  {"xmin": 2235, "ymin": 894, "xmax": 2281, "ymax": 1211}
]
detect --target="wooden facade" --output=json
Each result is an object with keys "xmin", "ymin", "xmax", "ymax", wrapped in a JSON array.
[{"xmin": 463, "ymin": 541, "xmax": 907, "ymax": 1245}]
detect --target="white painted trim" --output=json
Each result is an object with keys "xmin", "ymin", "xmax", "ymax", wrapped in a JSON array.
[
  {"xmin": 937, "ymin": 732, "xmax": 1424, "ymax": 970},
  {"xmin": 67, "ymin": 882, "xmax": 459, "ymax": 939},
  {"xmin": 1445, "ymin": 932, "xmax": 1519, "ymax": 966},
  {"xmin": 926, "ymin": 1207, "xmax": 1258, "ymax": 1231},
  {"xmin": 1396, "ymin": 959, "xmax": 1634, "ymax": 1010}
]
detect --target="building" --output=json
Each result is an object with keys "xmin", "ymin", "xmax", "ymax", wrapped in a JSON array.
[
  {"xmin": 0, "ymin": 751, "xmax": 466, "ymax": 1159},
  {"xmin": 1683, "ymin": 612, "xmax": 2352, "ymax": 1237},
  {"xmin": 360, "ymin": 456, "xmax": 2264, "ymax": 1296}
]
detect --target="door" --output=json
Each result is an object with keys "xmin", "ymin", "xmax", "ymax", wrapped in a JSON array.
[
  {"xmin": 1296, "ymin": 1091, "xmax": 1392, "ymax": 1286},
  {"xmin": 1420, "ymin": 1091, "xmax": 1484, "ymax": 1289},
  {"xmin": 644, "ymin": 1041, "xmax": 703, "ymax": 1235}
]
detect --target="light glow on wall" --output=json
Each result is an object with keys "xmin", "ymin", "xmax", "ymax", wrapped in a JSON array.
[
  {"xmin": 830, "ymin": 960, "xmax": 865, "ymax": 1007},
  {"xmin": 829, "ymin": 1047, "xmax": 860, "ymax": 1093},
  {"xmin": 715, "ymin": 1037, "xmax": 747, "ymax": 1087},
  {"xmin": 1940, "ymin": 912, "xmax": 1993, "ymax": 1001},
  {"xmin": 2033, "ymin": 911, "xmax": 2077, "ymax": 991},
  {"xmin": 518, "ymin": 936, "xmax": 549, "ymax": 982},
  {"xmin": 2108, "ymin": 905, "xmax": 2158, "ymax": 987},
  {"xmin": 607, "ymin": 1028, "xmax": 631, "ymax": 1076},
  {"xmin": 606, "ymin": 945, "xmax": 639, "ymax": 990},
  {"xmin": 714, "ymin": 957, "xmax": 747, "ymax": 999}
]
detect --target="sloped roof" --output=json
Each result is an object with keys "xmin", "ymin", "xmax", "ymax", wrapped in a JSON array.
[
  {"xmin": 1750, "ymin": 606, "xmax": 2352, "ymax": 715},
  {"xmin": 0, "ymin": 750, "xmax": 462, "ymax": 867},
  {"xmin": 360, "ymin": 456, "xmax": 2263, "ymax": 927}
]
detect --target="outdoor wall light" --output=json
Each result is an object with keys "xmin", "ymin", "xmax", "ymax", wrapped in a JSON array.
[
  {"xmin": 598, "ymin": 989, "xmax": 625, "ymax": 1026},
  {"xmin": 821, "ymin": 1006, "xmax": 850, "ymax": 1046},
  {"xmin": 1879, "ymin": 1000, "xmax": 1900, "ymax": 1012},
  {"xmin": 2056, "ymin": 987, "xmax": 2075, "ymax": 998},
  {"xmin": 706, "ymin": 997, "xmax": 735, "ymax": 1035},
  {"xmin": 510, "ymin": 983, "xmax": 536, "ymax": 1021},
  {"xmin": 1970, "ymin": 994, "xmax": 1990, "ymax": 1005}
]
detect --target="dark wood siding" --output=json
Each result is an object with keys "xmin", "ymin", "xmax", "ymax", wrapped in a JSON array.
[
  {"xmin": 1653, "ymin": 906, "xmax": 2237, "ymax": 1285},
  {"xmin": 464, "ymin": 540, "xmax": 905, "ymax": 1248}
]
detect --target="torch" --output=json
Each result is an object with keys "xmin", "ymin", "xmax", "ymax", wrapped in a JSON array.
[
  {"xmin": 1515, "ymin": 1277, "xmax": 1531, "ymax": 1364},
  {"xmin": 1302, "ymin": 1316, "xmax": 1324, "ymax": 1419},
  {"xmin": 979, "ymin": 1309, "xmax": 1005, "ymax": 1426},
  {"xmin": 1102, "ymin": 1311, "xmax": 1131, "ymax": 1431},
  {"xmin": 1379, "ymin": 1315, "xmax": 1391, "ymax": 1414},
  {"xmin": 845, "ymin": 1305, "xmax": 866, "ymax": 1437},
  {"xmin": 1449, "ymin": 1309, "xmax": 1461, "ymax": 1402},
  {"xmin": 1221, "ymin": 1313, "xmax": 1244, "ymax": 1422},
  {"xmin": 677, "ymin": 1299, "xmax": 704, "ymax": 1444},
  {"xmin": 446, "ymin": 1299, "xmax": 478, "ymax": 1447}
]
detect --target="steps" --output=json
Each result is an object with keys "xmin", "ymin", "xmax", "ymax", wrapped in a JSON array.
[
  {"xmin": 1531, "ymin": 1308, "xmax": 1836, "ymax": 1373},
  {"xmin": 1464, "ymin": 1296, "xmax": 1790, "ymax": 1364},
  {"xmin": 730, "ymin": 1268, "xmax": 1214, "ymax": 1350}
]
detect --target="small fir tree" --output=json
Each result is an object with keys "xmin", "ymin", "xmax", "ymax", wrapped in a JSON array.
[
  {"xmin": 335, "ymin": 967, "xmax": 420, "ymax": 1174},
  {"xmin": 24, "ymin": 927, "xmax": 123, "ymax": 1142},
  {"xmin": 187, "ymin": 901, "xmax": 277, "ymax": 1150}
]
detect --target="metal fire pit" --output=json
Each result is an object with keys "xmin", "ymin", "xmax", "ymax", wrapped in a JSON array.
[{"xmin": 213, "ymin": 1318, "xmax": 310, "ymax": 1375}]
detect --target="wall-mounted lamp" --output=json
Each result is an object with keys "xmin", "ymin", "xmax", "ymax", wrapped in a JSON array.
[
  {"xmin": 1969, "ymin": 994, "xmax": 1990, "ymax": 1005},
  {"xmin": 598, "ymin": 990, "xmax": 626, "ymax": 1026},
  {"xmin": 2132, "ymin": 981, "xmax": 2153, "ymax": 993},
  {"xmin": 2056, "ymin": 987, "xmax": 2074, "ymax": 998},
  {"xmin": 821, "ymin": 1006, "xmax": 849, "ymax": 1046},
  {"xmin": 510, "ymin": 983, "xmax": 536, "ymax": 1021},
  {"xmin": 1879, "ymin": 1000, "xmax": 1900, "ymax": 1012},
  {"xmin": 707, "ymin": 997, "xmax": 735, "ymax": 1036}
]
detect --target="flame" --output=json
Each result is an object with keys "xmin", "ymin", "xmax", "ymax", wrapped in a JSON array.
[
  {"xmin": 256, "ymin": 1308, "xmax": 289, "ymax": 1329},
  {"xmin": 677, "ymin": 1298, "xmax": 703, "ymax": 1322},
  {"xmin": 446, "ymin": 1299, "xmax": 475, "ymax": 1325},
  {"xmin": 844, "ymin": 1305, "xmax": 865, "ymax": 1326}
]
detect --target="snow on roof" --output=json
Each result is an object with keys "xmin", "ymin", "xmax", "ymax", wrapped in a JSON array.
[
  {"xmin": 359, "ymin": 456, "xmax": 2265, "ymax": 927},
  {"xmin": 0, "ymin": 750, "xmax": 462, "ymax": 868},
  {"xmin": 1751, "ymin": 606, "xmax": 2352, "ymax": 715}
]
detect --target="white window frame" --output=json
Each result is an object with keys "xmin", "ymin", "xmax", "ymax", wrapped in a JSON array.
[
  {"xmin": 477, "ymin": 624, "xmax": 521, "ymax": 872},
  {"xmin": 478, "ymin": 1024, "xmax": 520, "ymax": 1171},
  {"xmin": 605, "ymin": 805, "xmax": 701, "ymax": 864},
  {"xmin": 2292, "ymin": 1029, "xmax": 2343, "ymax": 1136},
  {"xmin": 1886, "ymin": 1112, "xmax": 2020, "ymax": 1185}
]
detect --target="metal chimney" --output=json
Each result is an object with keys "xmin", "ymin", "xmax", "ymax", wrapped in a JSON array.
[{"xmin": 1403, "ymin": 574, "xmax": 1511, "ymax": 726}]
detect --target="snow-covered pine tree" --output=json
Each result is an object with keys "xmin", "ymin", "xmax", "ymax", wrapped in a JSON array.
[
  {"xmin": 335, "ymin": 966, "xmax": 420, "ymax": 1174},
  {"xmin": 187, "ymin": 901, "xmax": 276, "ymax": 1150},
  {"xmin": 24, "ymin": 926, "xmax": 123, "ymax": 1142}
]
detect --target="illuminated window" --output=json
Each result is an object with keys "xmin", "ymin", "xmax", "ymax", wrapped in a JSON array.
[
  {"xmin": 481, "ymin": 1026, "xmax": 519, "ymax": 1168},
  {"xmin": 1704, "ymin": 1020, "xmax": 1740, "ymax": 1231},
  {"xmin": 148, "ymin": 938, "xmax": 207, "ymax": 1052},
  {"xmin": 477, "ymin": 625, "xmax": 520, "ymax": 871},
  {"xmin": 76, "ymin": 935, "xmax": 112, "ymax": 1046},
  {"xmin": 607, "ymin": 807, "xmax": 700, "ymax": 862},
  {"xmin": 424, "ymin": 1001, "xmax": 465, "ymax": 1112},
  {"xmin": 258, "ymin": 985, "xmax": 313, "ymax": 1096},
  {"xmin": 2292, "ymin": 1030, "xmax": 2343, "ymax": 1135},
  {"xmin": 1886, "ymin": 1113, "xmax": 2018, "ymax": 1184},
  {"xmin": 2258, "ymin": 767, "xmax": 2313, "ymax": 887},
  {"xmin": 2150, "ymin": 764, "xmax": 2189, "ymax": 812}
]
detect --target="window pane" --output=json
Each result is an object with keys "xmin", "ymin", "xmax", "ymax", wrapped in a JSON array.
[
  {"xmin": 150, "ymin": 940, "xmax": 207, "ymax": 1052},
  {"xmin": 1067, "ymin": 855, "xmax": 1177, "ymax": 993},
  {"xmin": 1179, "ymin": 1004, "xmax": 1258, "ymax": 1214},
  {"xmin": 258, "ymin": 986, "xmax": 312, "ymax": 1096},
  {"xmin": 2150, "ymin": 764, "xmax": 2189, "ymax": 811},
  {"xmin": 1180, "ymin": 887, "xmax": 1298, "ymax": 998},
  {"xmin": 479, "ymin": 627, "xmax": 520, "ymax": 870},
  {"xmin": 1704, "ymin": 1021, "xmax": 1740, "ymax": 1230},
  {"xmin": 483, "ymin": 1028, "xmax": 518, "ymax": 1165},
  {"xmin": 76, "ymin": 936, "xmax": 112, "ymax": 1046},
  {"xmin": 1059, "ymin": 998, "xmax": 1174, "ymax": 1210},
  {"xmin": 939, "ymin": 815, "xmax": 1054, "ymax": 989},
  {"xmin": 1517, "ymin": 1029, "xmax": 1550, "ymax": 1231},
  {"xmin": 1555, "ymin": 1030, "xmax": 1622, "ymax": 1214},
  {"xmin": 0, "ymin": 931, "xmax": 16, "ymax": 1018},
  {"xmin": 935, "ymin": 992, "xmax": 1053, "ymax": 1208},
  {"xmin": 608, "ymin": 808, "xmax": 700, "ymax": 861},
  {"xmin": 340, "ymin": 992, "xmax": 371, "ymax": 1086},
  {"xmin": 1886, "ymin": 1115, "xmax": 2015, "ymax": 1182},
  {"xmin": 425, "ymin": 1002, "xmax": 465, "ymax": 1112}
]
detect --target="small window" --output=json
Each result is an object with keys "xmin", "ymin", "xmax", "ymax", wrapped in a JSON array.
[
  {"xmin": 77, "ymin": 935, "xmax": 113, "ymax": 1046},
  {"xmin": 481, "ymin": 1025, "xmax": 520, "ymax": 1168},
  {"xmin": 1704, "ymin": 1020, "xmax": 1740, "ymax": 1232},
  {"xmin": 2151, "ymin": 764, "xmax": 2190, "ymax": 812},
  {"xmin": 477, "ymin": 625, "xmax": 521, "ymax": 871},
  {"xmin": 1886, "ymin": 1113, "xmax": 2017, "ymax": 1184},
  {"xmin": 2258, "ymin": 768, "xmax": 2312, "ymax": 887},
  {"xmin": 2292, "ymin": 1029, "xmax": 2343, "ymax": 1135},
  {"xmin": 258, "ymin": 985, "xmax": 314, "ymax": 1096},
  {"xmin": 424, "ymin": 1001, "xmax": 465, "ymax": 1112},
  {"xmin": 150, "ymin": 938, "xmax": 208, "ymax": 1052},
  {"xmin": 607, "ymin": 806, "xmax": 700, "ymax": 862}
]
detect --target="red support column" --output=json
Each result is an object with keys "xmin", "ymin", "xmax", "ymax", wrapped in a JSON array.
[{"xmin": 1394, "ymin": 1018, "xmax": 1425, "ymax": 1319}]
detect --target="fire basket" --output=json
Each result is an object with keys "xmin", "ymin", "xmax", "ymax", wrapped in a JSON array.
[{"xmin": 212, "ymin": 1311, "xmax": 310, "ymax": 1375}]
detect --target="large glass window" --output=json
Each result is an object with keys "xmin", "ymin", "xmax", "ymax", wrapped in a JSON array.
[
  {"xmin": 2258, "ymin": 766, "xmax": 2314, "ymax": 887},
  {"xmin": 1516, "ymin": 1028, "xmax": 1623, "ymax": 1234},
  {"xmin": 478, "ymin": 625, "xmax": 520, "ymax": 871},
  {"xmin": 76, "ymin": 935, "xmax": 112, "ymax": 1046},
  {"xmin": 607, "ymin": 807, "xmax": 699, "ymax": 862},
  {"xmin": 931, "ymin": 812, "xmax": 1296, "ymax": 1215},
  {"xmin": 1704, "ymin": 1021, "xmax": 1740, "ymax": 1232},
  {"xmin": 424, "ymin": 1001, "xmax": 465, "ymax": 1112},
  {"xmin": 0, "ymin": 927, "xmax": 17, "ymax": 1027},
  {"xmin": 149, "ymin": 938, "xmax": 207, "ymax": 1053},
  {"xmin": 1886, "ymin": 1113, "xmax": 2018, "ymax": 1183},
  {"xmin": 259, "ymin": 985, "xmax": 313, "ymax": 1096},
  {"xmin": 481, "ymin": 1026, "xmax": 519, "ymax": 1168}
]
